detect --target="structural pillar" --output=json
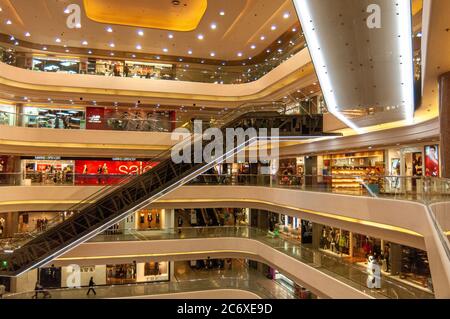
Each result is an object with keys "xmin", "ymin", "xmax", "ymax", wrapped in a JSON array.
[{"xmin": 439, "ymin": 72, "xmax": 450, "ymax": 178}]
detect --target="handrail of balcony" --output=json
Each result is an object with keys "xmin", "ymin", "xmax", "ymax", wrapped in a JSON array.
[
  {"xmin": 0, "ymin": 31, "xmax": 306, "ymax": 85},
  {"xmin": 86, "ymin": 226, "xmax": 434, "ymax": 299}
]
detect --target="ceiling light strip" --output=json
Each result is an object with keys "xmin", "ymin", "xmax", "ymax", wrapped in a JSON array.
[
  {"xmin": 293, "ymin": 0, "xmax": 364, "ymax": 134},
  {"xmin": 398, "ymin": 0, "xmax": 415, "ymax": 124}
]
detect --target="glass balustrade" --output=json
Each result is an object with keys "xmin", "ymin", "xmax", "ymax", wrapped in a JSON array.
[
  {"xmin": 0, "ymin": 31, "xmax": 306, "ymax": 85},
  {"xmin": 88, "ymin": 226, "xmax": 434, "ymax": 299},
  {"xmin": 2, "ymin": 270, "xmax": 293, "ymax": 299}
]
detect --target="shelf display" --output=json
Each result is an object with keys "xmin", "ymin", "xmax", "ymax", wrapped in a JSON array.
[{"xmin": 323, "ymin": 151, "xmax": 385, "ymax": 191}]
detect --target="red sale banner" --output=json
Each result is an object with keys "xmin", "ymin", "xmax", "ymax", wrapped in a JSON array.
[{"xmin": 74, "ymin": 160, "xmax": 159, "ymax": 185}]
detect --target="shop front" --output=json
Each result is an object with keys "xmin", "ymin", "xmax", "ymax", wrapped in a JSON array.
[
  {"xmin": 0, "ymin": 213, "xmax": 6, "ymax": 238},
  {"xmin": 104, "ymin": 108, "xmax": 175, "ymax": 132},
  {"xmin": 74, "ymin": 158, "xmax": 159, "ymax": 185},
  {"xmin": 385, "ymin": 142, "xmax": 441, "ymax": 192},
  {"xmin": 22, "ymin": 157, "xmax": 74, "ymax": 185},
  {"xmin": 32, "ymin": 56, "xmax": 80, "ymax": 74},
  {"xmin": 21, "ymin": 106, "xmax": 85, "ymax": 129},
  {"xmin": 124, "ymin": 60, "xmax": 174, "ymax": 80},
  {"xmin": 39, "ymin": 261, "xmax": 170, "ymax": 289},
  {"xmin": 17, "ymin": 211, "xmax": 72, "ymax": 234},
  {"xmin": 277, "ymin": 157, "xmax": 304, "ymax": 186},
  {"xmin": 322, "ymin": 151, "xmax": 385, "ymax": 193},
  {"xmin": 0, "ymin": 104, "xmax": 15, "ymax": 126},
  {"xmin": 135, "ymin": 209, "xmax": 164, "ymax": 230},
  {"xmin": 312, "ymin": 222, "xmax": 433, "ymax": 292}
]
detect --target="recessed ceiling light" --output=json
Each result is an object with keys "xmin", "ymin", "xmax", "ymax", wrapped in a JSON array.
[
  {"xmin": 156, "ymin": 56, "xmax": 161, "ymax": 60},
  {"xmin": 237, "ymin": 52, "xmax": 243, "ymax": 57},
  {"xmin": 109, "ymin": 43, "xmax": 115, "ymax": 48},
  {"xmin": 43, "ymin": 47, "xmax": 47, "ymax": 50},
  {"xmin": 88, "ymin": 50, "xmax": 93, "ymax": 54},
  {"xmin": 110, "ymin": 52, "xmax": 115, "ymax": 56},
  {"xmin": 163, "ymin": 48, "xmax": 168, "ymax": 53},
  {"xmin": 25, "ymin": 32, "xmax": 31, "ymax": 37},
  {"xmin": 65, "ymin": 49, "xmax": 70, "ymax": 52},
  {"xmin": 250, "ymin": 44, "xmax": 256, "ymax": 49},
  {"xmin": 292, "ymin": 28, "xmax": 297, "ymax": 32},
  {"xmin": 219, "ymin": 11, "xmax": 225, "ymax": 16},
  {"xmin": 55, "ymin": 38, "xmax": 61, "ymax": 43},
  {"xmin": 210, "ymin": 23, "xmax": 217, "ymax": 30},
  {"xmin": 168, "ymin": 33, "xmax": 174, "ymax": 39},
  {"xmin": 82, "ymin": 40, "xmax": 88, "ymax": 45},
  {"xmin": 136, "ymin": 44, "xmax": 142, "ymax": 50},
  {"xmin": 188, "ymin": 50, "xmax": 193, "ymax": 55},
  {"xmin": 137, "ymin": 30, "xmax": 144, "ymax": 36},
  {"xmin": 132, "ymin": 54, "xmax": 136, "ymax": 58},
  {"xmin": 283, "ymin": 12, "xmax": 290, "ymax": 19},
  {"xmin": 197, "ymin": 34, "xmax": 204, "ymax": 40},
  {"xmin": 260, "ymin": 35, "xmax": 266, "ymax": 41},
  {"xmin": 64, "ymin": 8, "xmax": 70, "ymax": 14},
  {"xmin": 106, "ymin": 27, "xmax": 113, "ymax": 33},
  {"xmin": 210, "ymin": 52, "xmax": 216, "ymax": 57},
  {"xmin": 271, "ymin": 25, "xmax": 277, "ymax": 31},
  {"xmin": 9, "ymin": 36, "xmax": 14, "ymax": 41},
  {"xmin": 6, "ymin": 20, "xmax": 12, "ymax": 25}
]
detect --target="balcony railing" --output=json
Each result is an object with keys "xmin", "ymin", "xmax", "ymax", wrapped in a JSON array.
[{"xmin": 0, "ymin": 31, "xmax": 306, "ymax": 85}]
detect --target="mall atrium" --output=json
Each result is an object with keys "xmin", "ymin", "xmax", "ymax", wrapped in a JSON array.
[{"xmin": 0, "ymin": 0, "xmax": 449, "ymax": 301}]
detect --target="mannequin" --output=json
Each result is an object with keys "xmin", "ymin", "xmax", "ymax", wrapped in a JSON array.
[
  {"xmin": 156, "ymin": 212, "xmax": 160, "ymax": 224},
  {"xmin": 366, "ymin": 255, "xmax": 381, "ymax": 289},
  {"xmin": 139, "ymin": 212, "xmax": 145, "ymax": 224},
  {"xmin": 148, "ymin": 212, "xmax": 153, "ymax": 228}
]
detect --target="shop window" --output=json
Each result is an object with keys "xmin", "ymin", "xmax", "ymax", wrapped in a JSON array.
[
  {"xmin": 32, "ymin": 57, "xmax": 80, "ymax": 74},
  {"xmin": 22, "ymin": 107, "xmax": 85, "ymax": 129},
  {"xmin": 0, "ymin": 105, "xmax": 15, "ymax": 126}
]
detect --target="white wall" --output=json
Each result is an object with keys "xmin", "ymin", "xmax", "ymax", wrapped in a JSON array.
[{"xmin": 61, "ymin": 265, "xmax": 106, "ymax": 288}]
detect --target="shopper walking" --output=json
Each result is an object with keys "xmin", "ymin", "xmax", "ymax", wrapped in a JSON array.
[{"xmin": 86, "ymin": 277, "xmax": 96, "ymax": 296}]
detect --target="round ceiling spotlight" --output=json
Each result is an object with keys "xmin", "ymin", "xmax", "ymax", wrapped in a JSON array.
[{"xmin": 172, "ymin": 0, "xmax": 181, "ymax": 5}]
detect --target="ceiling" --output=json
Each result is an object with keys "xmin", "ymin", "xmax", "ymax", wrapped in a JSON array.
[
  {"xmin": 0, "ymin": 0, "xmax": 299, "ymax": 61},
  {"xmin": 421, "ymin": 0, "xmax": 450, "ymax": 118}
]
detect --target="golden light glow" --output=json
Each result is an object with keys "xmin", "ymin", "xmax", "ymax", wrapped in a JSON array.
[
  {"xmin": 55, "ymin": 249, "xmax": 258, "ymax": 261},
  {"xmin": 83, "ymin": 0, "xmax": 208, "ymax": 32},
  {"xmin": 0, "ymin": 139, "xmax": 169, "ymax": 151}
]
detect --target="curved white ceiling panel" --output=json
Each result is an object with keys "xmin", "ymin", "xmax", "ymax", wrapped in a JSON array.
[{"xmin": 293, "ymin": 0, "xmax": 415, "ymax": 132}]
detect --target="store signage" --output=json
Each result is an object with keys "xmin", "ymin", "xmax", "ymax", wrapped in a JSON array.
[
  {"xmin": 112, "ymin": 158, "xmax": 137, "ymax": 161},
  {"xmin": 34, "ymin": 156, "xmax": 62, "ymax": 160},
  {"xmin": 85, "ymin": 107, "xmax": 105, "ymax": 130},
  {"xmin": 88, "ymin": 115, "xmax": 102, "ymax": 124}
]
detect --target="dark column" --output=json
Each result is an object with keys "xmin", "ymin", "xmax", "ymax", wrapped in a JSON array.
[
  {"xmin": 390, "ymin": 243, "xmax": 402, "ymax": 276},
  {"xmin": 439, "ymin": 72, "xmax": 450, "ymax": 178},
  {"xmin": 311, "ymin": 223, "xmax": 322, "ymax": 250}
]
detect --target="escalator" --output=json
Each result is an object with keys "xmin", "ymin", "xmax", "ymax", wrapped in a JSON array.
[{"xmin": 0, "ymin": 111, "xmax": 332, "ymax": 277}]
